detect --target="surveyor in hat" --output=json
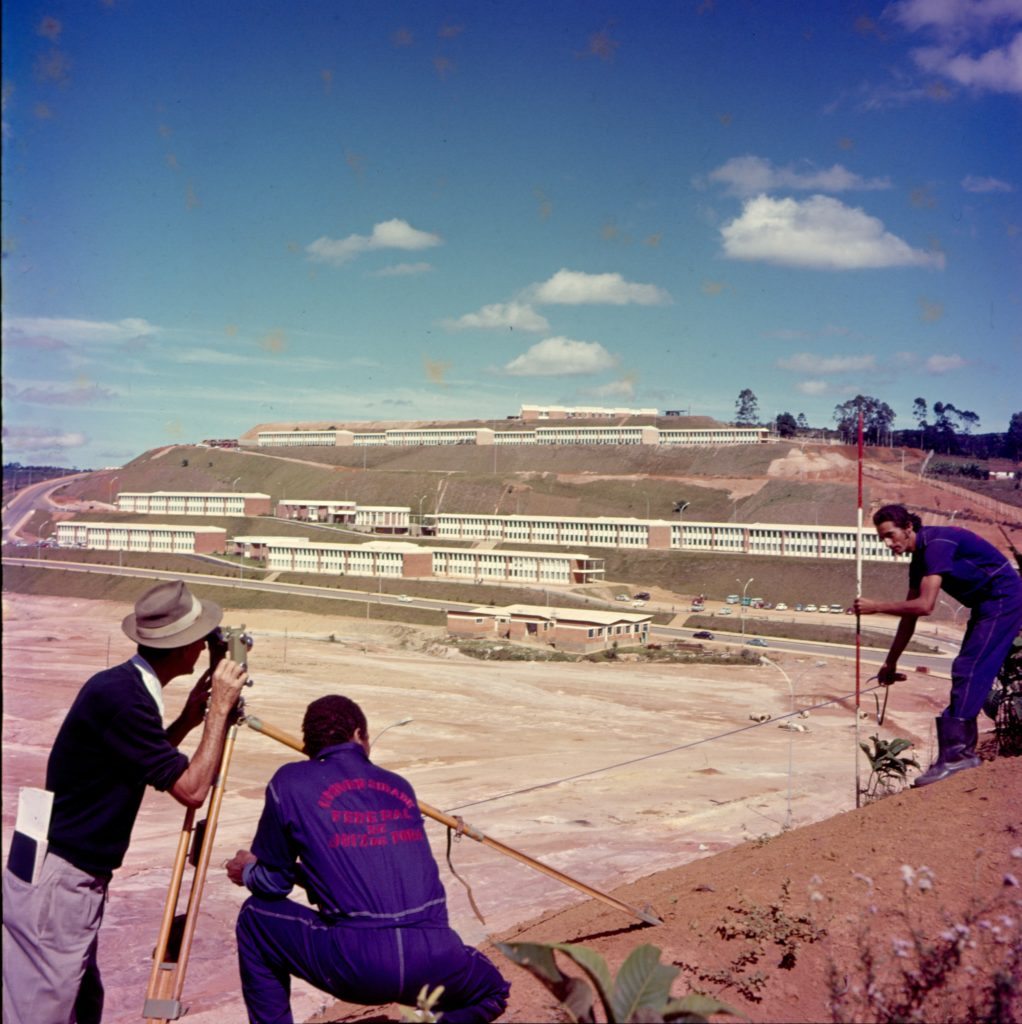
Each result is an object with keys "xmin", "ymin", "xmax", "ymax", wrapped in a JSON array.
[
  {"xmin": 855, "ymin": 504, "xmax": 1022, "ymax": 787},
  {"xmin": 2, "ymin": 580, "xmax": 249, "ymax": 1024},
  {"xmin": 225, "ymin": 694, "xmax": 510, "ymax": 1024}
]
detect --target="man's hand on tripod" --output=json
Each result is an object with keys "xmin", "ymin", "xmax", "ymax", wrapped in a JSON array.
[{"xmin": 209, "ymin": 659, "xmax": 248, "ymax": 719}]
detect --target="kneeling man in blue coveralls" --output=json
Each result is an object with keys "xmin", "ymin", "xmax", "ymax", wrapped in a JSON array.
[{"xmin": 225, "ymin": 695, "xmax": 510, "ymax": 1024}]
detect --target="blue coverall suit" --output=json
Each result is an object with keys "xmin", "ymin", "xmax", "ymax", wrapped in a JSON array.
[
  {"xmin": 235, "ymin": 742, "xmax": 510, "ymax": 1024},
  {"xmin": 909, "ymin": 526, "xmax": 1022, "ymax": 719}
]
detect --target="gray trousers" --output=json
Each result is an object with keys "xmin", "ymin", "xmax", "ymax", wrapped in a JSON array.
[{"xmin": 2, "ymin": 852, "xmax": 108, "ymax": 1024}]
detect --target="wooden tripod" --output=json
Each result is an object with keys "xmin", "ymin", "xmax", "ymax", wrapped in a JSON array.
[
  {"xmin": 142, "ymin": 720, "xmax": 239, "ymax": 1023},
  {"xmin": 244, "ymin": 714, "xmax": 662, "ymax": 927}
]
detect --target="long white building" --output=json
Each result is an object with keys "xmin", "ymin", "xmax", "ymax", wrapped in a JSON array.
[
  {"xmin": 430, "ymin": 513, "xmax": 897, "ymax": 562},
  {"xmin": 57, "ymin": 521, "xmax": 226, "ymax": 554},
  {"xmin": 118, "ymin": 491, "xmax": 272, "ymax": 516},
  {"xmin": 230, "ymin": 536, "xmax": 605, "ymax": 584},
  {"xmin": 251, "ymin": 425, "xmax": 769, "ymax": 449}
]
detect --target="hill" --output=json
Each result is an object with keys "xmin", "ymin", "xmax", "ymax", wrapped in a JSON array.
[{"xmin": 317, "ymin": 752, "xmax": 1022, "ymax": 1024}]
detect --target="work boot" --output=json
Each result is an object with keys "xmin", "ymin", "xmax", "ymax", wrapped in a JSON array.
[{"xmin": 913, "ymin": 716, "xmax": 981, "ymax": 787}]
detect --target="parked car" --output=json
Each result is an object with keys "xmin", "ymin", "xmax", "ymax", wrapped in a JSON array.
[
  {"xmin": 693, "ymin": 631, "xmax": 714, "ymax": 640},
  {"xmin": 632, "ymin": 600, "xmax": 647, "ymax": 608},
  {"xmin": 718, "ymin": 607, "xmax": 733, "ymax": 615},
  {"xmin": 830, "ymin": 604, "xmax": 844, "ymax": 614},
  {"xmin": 805, "ymin": 603, "xmax": 818, "ymax": 612},
  {"xmin": 725, "ymin": 594, "xmax": 739, "ymax": 604},
  {"xmin": 794, "ymin": 603, "xmax": 804, "ymax": 611},
  {"xmin": 745, "ymin": 638, "xmax": 769, "ymax": 647},
  {"xmin": 775, "ymin": 602, "xmax": 788, "ymax": 611},
  {"xmin": 691, "ymin": 601, "xmax": 705, "ymax": 611},
  {"xmin": 615, "ymin": 594, "xmax": 630, "ymax": 601},
  {"xmin": 633, "ymin": 591, "xmax": 651, "ymax": 601}
]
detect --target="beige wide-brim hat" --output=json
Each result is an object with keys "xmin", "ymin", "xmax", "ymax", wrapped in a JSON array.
[{"xmin": 122, "ymin": 580, "xmax": 222, "ymax": 649}]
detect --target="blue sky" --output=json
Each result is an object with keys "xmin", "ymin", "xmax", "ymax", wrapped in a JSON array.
[{"xmin": 3, "ymin": 0, "xmax": 1020, "ymax": 467}]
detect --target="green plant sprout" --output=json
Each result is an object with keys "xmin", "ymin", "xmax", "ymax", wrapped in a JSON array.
[
  {"xmin": 858, "ymin": 733, "xmax": 920, "ymax": 801},
  {"xmin": 496, "ymin": 940, "xmax": 742, "ymax": 1023}
]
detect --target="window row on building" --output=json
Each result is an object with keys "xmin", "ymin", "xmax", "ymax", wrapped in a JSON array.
[
  {"xmin": 229, "ymin": 537, "xmax": 605, "ymax": 583},
  {"xmin": 252, "ymin": 425, "xmax": 769, "ymax": 448},
  {"xmin": 56, "ymin": 522, "xmax": 227, "ymax": 554},
  {"xmin": 431, "ymin": 513, "xmax": 896, "ymax": 562},
  {"xmin": 276, "ymin": 500, "xmax": 409, "ymax": 532},
  {"xmin": 117, "ymin": 492, "xmax": 272, "ymax": 517}
]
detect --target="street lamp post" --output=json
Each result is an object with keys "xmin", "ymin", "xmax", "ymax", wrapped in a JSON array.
[
  {"xmin": 762, "ymin": 657, "xmax": 826, "ymax": 830},
  {"xmin": 370, "ymin": 716, "xmax": 413, "ymax": 751},
  {"xmin": 737, "ymin": 577, "xmax": 754, "ymax": 638},
  {"xmin": 231, "ymin": 476, "xmax": 242, "ymax": 492},
  {"xmin": 108, "ymin": 475, "xmax": 119, "ymax": 507}
]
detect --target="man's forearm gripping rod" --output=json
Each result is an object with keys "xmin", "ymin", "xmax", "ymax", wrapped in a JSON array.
[{"xmin": 244, "ymin": 715, "xmax": 662, "ymax": 927}]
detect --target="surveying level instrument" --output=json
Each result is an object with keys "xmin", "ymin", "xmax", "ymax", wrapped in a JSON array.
[{"xmin": 142, "ymin": 625, "xmax": 251, "ymax": 1023}]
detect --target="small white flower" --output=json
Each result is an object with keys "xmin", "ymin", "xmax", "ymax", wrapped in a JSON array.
[
  {"xmin": 900, "ymin": 864, "xmax": 915, "ymax": 886},
  {"xmin": 1010, "ymin": 846, "xmax": 1022, "ymax": 859}
]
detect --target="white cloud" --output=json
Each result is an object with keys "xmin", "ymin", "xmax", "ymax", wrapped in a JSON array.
[
  {"xmin": 912, "ymin": 32, "xmax": 1022, "ymax": 93},
  {"xmin": 796, "ymin": 379, "xmax": 830, "ymax": 395},
  {"xmin": 3, "ymin": 316, "xmax": 158, "ymax": 345},
  {"xmin": 707, "ymin": 156, "xmax": 892, "ymax": 196},
  {"xmin": 778, "ymin": 353, "xmax": 877, "ymax": 373},
  {"xmin": 306, "ymin": 218, "xmax": 442, "ymax": 266},
  {"xmin": 532, "ymin": 269, "xmax": 671, "ymax": 306},
  {"xmin": 889, "ymin": 0, "xmax": 1022, "ymax": 95},
  {"xmin": 720, "ymin": 194, "xmax": 946, "ymax": 270},
  {"xmin": 1, "ymin": 425, "xmax": 88, "ymax": 452},
  {"xmin": 371, "ymin": 261, "xmax": 434, "ymax": 277},
  {"xmin": 961, "ymin": 174, "xmax": 1014, "ymax": 192},
  {"xmin": 443, "ymin": 302, "xmax": 549, "ymax": 332},
  {"xmin": 581, "ymin": 376, "xmax": 637, "ymax": 399},
  {"xmin": 925, "ymin": 353, "xmax": 967, "ymax": 372},
  {"xmin": 503, "ymin": 337, "xmax": 617, "ymax": 377}
]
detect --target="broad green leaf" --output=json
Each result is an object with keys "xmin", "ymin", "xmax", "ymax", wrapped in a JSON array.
[
  {"xmin": 663, "ymin": 992, "xmax": 747, "ymax": 1021},
  {"xmin": 550, "ymin": 943, "xmax": 615, "ymax": 1017},
  {"xmin": 496, "ymin": 942, "xmax": 596, "ymax": 1023},
  {"xmin": 609, "ymin": 944, "xmax": 678, "ymax": 1022}
]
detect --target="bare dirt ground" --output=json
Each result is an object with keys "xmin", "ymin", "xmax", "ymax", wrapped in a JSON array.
[{"xmin": 3, "ymin": 594, "xmax": 1018, "ymax": 1024}]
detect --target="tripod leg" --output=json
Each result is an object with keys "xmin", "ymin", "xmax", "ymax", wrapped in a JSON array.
[
  {"xmin": 142, "ymin": 807, "xmax": 196, "ymax": 1022},
  {"xmin": 143, "ymin": 723, "xmax": 240, "ymax": 1022}
]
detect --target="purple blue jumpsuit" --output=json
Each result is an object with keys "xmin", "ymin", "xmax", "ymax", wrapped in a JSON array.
[
  {"xmin": 235, "ymin": 742, "xmax": 509, "ymax": 1024},
  {"xmin": 908, "ymin": 526, "xmax": 1022, "ymax": 719}
]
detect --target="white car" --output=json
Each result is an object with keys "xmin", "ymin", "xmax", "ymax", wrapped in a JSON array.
[
  {"xmin": 718, "ymin": 607, "xmax": 732, "ymax": 615},
  {"xmin": 632, "ymin": 600, "xmax": 647, "ymax": 608},
  {"xmin": 805, "ymin": 603, "xmax": 818, "ymax": 612},
  {"xmin": 397, "ymin": 594, "xmax": 413, "ymax": 603},
  {"xmin": 615, "ymin": 594, "xmax": 630, "ymax": 601},
  {"xmin": 775, "ymin": 602, "xmax": 788, "ymax": 611}
]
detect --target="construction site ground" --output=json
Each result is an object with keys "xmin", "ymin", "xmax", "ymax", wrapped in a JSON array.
[{"xmin": 5, "ymin": 592, "xmax": 1018, "ymax": 1023}]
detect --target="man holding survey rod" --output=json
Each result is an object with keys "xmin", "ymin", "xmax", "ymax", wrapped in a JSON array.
[
  {"xmin": 226, "ymin": 694, "xmax": 510, "ymax": 1023},
  {"xmin": 2, "ymin": 581, "xmax": 248, "ymax": 1024}
]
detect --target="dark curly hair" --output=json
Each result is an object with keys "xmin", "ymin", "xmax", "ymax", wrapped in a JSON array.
[
  {"xmin": 302, "ymin": 695, "xmax": 368, "ymax": 758},
  {"xmin": 873, "ymin": 504, "xmax": 923, "ymax": 533}
]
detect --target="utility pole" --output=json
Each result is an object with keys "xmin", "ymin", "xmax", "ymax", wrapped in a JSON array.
[{"xmin": 738, "ymin": 576, "xmax": 754, "ymax": 638}]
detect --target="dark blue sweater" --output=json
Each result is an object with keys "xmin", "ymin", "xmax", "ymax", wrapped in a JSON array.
[{"xmin": 46, "ymin": 661, "xmax": 188, "ymax": 875}]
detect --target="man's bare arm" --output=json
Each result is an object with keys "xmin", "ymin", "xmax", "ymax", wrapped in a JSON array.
[{"xmin": 170, "ymin": 659, "xmax": 247, "ymax": 808}]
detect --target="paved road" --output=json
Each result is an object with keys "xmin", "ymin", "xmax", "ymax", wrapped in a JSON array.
[{"xmin": 2, "ymin": 557, "xmax": 953, "ymax": 676}]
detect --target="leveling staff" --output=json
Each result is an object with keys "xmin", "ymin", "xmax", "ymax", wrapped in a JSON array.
[
  {"xmin": 2, "ymin": 581, "xmax": 248, "ymax": 1024},
  {"xmin": 226, "ymin": 695, "xmax": 510, "ymax": 1024}
]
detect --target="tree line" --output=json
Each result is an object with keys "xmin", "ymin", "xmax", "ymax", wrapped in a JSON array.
[{"xmin": 734, "ymin": 390, "xmax": 1022, "ymax": 461}]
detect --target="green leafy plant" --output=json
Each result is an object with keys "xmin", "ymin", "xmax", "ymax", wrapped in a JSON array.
[
  {"xmin": 676, "ymin": 880, "xmax": 825, "ymax": 1003},
  {"xmin": 859, "ymin": 733, "xmax": 920, "ymax": 801},
  {"xmin": 496, "ymin": 940, "xmax": 741, "ymax": 1023}
]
